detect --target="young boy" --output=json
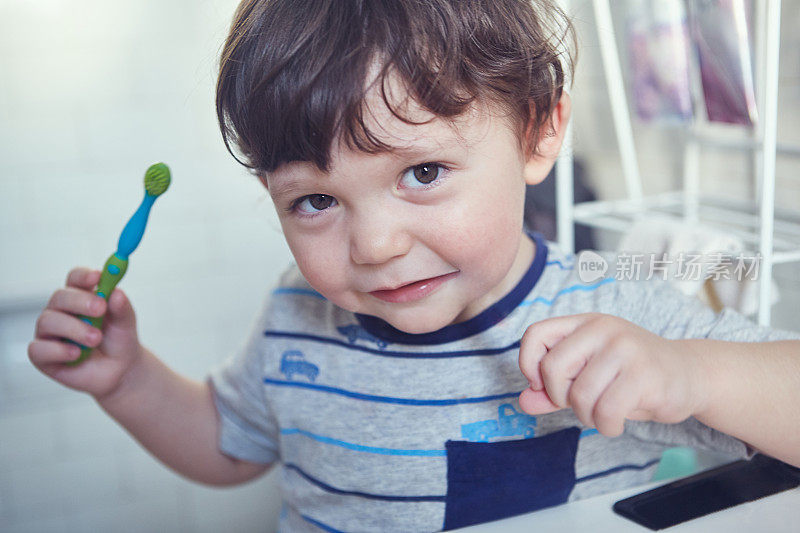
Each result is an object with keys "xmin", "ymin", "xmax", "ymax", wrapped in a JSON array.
[{"xmin": 29, "ymin": 0, "xmax": 800, "ymax": 531}]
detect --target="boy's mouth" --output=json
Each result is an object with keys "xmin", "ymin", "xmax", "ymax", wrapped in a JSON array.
[{"xmin": 369, "ymin": 272, "xmax": 459, "ymax": 303}]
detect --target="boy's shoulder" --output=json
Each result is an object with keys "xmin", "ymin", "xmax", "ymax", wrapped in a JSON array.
[
  {"xmin": 537, "ymin": 238, "xmax": 626, "ymax": 304},
  {"xmin": 542, "ymin": 239, "xmax": 800, "ymax": 343},
  {"xmin": 541, "ymin": 238, "xmax": 688, "ymax": 301},
  {"xmin": 259, "ymin": 262, "xmax": 351, "ymax": 334},
  {"xmin": 268, "ymin": 261, "xmax": 328, "ymax": 310},
  {"xmin": 537, "ymin": 239, "xmax": 712, "ymax": 337},
  {"xmin": 274, "ymin": 261, "xmax": 318, "ymax": 295}
]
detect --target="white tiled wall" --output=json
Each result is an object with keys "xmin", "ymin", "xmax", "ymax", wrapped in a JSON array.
[{"xmin": 2, "ymin": 1, "xmax": 799, "ymax": 532}]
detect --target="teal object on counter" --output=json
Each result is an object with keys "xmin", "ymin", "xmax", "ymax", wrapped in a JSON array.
[{"xmin": 653, "ymin": 447, "xmax": 698, "ymax": 481}]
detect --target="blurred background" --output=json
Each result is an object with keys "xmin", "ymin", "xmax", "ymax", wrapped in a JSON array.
[{"xmin": 1, "ymin": 0, "xmax": 798, "ymax": 531}]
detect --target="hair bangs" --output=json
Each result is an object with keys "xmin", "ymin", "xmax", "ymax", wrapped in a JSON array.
[{"xmin": 217, "ymin": 0, "xmax": 574, "ymax": 176}]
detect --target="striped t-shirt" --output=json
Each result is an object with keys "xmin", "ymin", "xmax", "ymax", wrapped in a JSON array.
[{"xmin": 209, "ymin": 232, "xmax": 799, "ymax": 532}]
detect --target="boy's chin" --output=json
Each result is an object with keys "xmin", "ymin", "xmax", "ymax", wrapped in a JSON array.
[
  {"xmin": 333, "ymin": 295, "xmax": 463, "ymax": 334},
  {"xmin": 375, "ymin": 309, "xmax": 459, "ymax": 335}
]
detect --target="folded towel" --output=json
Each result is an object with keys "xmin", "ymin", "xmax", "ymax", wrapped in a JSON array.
[{"xmin": 618, "ymin": 215, "xmax": 778, "ymax": 315}]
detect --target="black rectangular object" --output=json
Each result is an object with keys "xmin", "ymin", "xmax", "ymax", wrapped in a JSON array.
[{"xmin": 612, "ymin": 454, "xmax": 800, "ymax": 530}]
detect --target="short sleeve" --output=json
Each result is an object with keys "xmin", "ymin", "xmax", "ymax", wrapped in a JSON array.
[
  {"xmin": 702, "ymin": 307, "xmax": 800, "ymax": 342},
  {"xmin": 207, "ymin": 297, "xmax": 280, "ymax": 465},
  {"xmin": 613, "ymin": 277, "xmax": 800, "ymax": 342},
  {"xmin": 612, "ymin": 278, "xmax": 800, "ymax": 456}
]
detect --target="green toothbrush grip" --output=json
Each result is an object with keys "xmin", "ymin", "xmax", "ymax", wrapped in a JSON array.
[
  {"xmin": 67, "ymin": 253, "xmax": 129, "ymax": 366},
  {"xmin": 96, "ymin": 253, "xmax": 129, "ymax": 299}
]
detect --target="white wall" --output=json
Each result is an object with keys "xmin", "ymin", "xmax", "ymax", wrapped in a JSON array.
[
  {"xmin": 1, "ymin": 1, "xmax": 289, "ymax": 531},
  {"xmin": 0, "ymin": 0, "xmax": 293, "ymax": 308}
]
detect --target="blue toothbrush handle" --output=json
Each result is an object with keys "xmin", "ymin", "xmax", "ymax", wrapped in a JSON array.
[{"xmin": 118, "ymin": 193, "xmax": 157, "ymax": 257}]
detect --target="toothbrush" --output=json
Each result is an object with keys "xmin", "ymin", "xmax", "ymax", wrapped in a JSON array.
[{"xmin": 68, "ymin": 162, "xmax": 171, "ymax": 366}]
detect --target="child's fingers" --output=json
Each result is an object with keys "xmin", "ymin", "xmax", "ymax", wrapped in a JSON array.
[
  {"xmin": 519, "ymin": 314, "xmax": 596, "ymax": 389},
  {"xmin": 35, "ymin": 309, "xmax": 102, "ymax": 347},
  {"xmin": 46, "ymin": 287, "xmax": 106, "ymax": 317},
  {"xmin": 65, "ymin": 267, "xmax": 101, "ymax": 290},
  {"xmin": 518, "ymin": 387, "xmax": 561, "ymax": 415},
  {"xmin": 28, "ymin": 338, "xmax": 82, "ymax": 366},
  {"xmin": 536, "ymin": 318, "xmax": 611, "ymax": 409},
  {"xmin": 30, "ymin": 329, "xmax": 134, "ymax": 397},
  {"xmin": 593, "ymin": 374, "xmax": 642, "ymax": 437},
  {"xmin": 29, "ymin": 351, "xmax": 116, "ymax": 395},
  {"xmin": 566, "ymin": 351, "xmax": 622, "ymax": 429}
]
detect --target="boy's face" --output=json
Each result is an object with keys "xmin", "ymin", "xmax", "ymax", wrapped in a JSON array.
[{"xmin": 265, "ymin": 84, "xmax": 565, "ymax": 334}]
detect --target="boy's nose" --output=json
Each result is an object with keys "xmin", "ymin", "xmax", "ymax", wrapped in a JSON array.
[{"xmin": 349, "ymin": 212, "xmax": 413, "ymax": 265}]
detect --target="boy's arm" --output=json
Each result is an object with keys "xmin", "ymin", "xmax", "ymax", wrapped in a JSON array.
[
  {"xmin": 97, "ymin": 347, "xmax": 271, "ymax": 485},
  {"xmin": 518, "ymin": 313, "xmax": 800, "ymax": 468},
  {"xmin": 28, "ymin": 268, "xmax": 270, "ymax": 484},
  {"xmin": 683, "ymin": 338, "xmax": 800, "ymax": 466}
]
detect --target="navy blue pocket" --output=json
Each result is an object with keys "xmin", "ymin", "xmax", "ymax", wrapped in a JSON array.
[{"xmin": 443, "ymin": 427, "xmax": 580, "ymax": 530}]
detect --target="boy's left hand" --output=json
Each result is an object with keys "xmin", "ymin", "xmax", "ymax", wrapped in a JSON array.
[{"xmin": 518, "ymin": 313, "xmax": 705, "ymax": 437}]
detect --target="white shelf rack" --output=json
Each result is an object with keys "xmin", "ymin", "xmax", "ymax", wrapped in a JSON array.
[
  {"xmin": 556, "ymin": 0, "xmax": 799, "ymax": 326},
  {"xmin": 571, "ymin": 191, "xmax": 800, "ymax": 264}
]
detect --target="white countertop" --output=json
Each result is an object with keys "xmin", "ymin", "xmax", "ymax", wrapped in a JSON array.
[{"xmin": 456, "ymin": 482, "xmax": 800, "ymax": 532}]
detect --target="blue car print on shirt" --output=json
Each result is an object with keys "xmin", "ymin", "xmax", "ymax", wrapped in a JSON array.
[
  {"xmin": 461, "ymin": 403, "xmax": 537, "ymax": 442},
  {"xmin": 337, "ymin": 324, "xmax": 389, "ymax": 349},
  {"xmin": 279, "ymin": 350, "xmax": 319, "ymax": 382}
]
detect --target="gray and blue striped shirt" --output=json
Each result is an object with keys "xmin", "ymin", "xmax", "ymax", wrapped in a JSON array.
[{"xmin": 209, "ymin": 233, "xmax": 798, "ymax": 532}]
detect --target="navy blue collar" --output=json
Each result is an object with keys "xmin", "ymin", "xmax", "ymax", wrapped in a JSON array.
[{"xmin": 355, "ymin": 232, "xmax": 548, "ymax": 345}]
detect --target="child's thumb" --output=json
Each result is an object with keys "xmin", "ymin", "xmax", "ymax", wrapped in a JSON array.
[
  {"xmin": 104, "ymin": 288, "xmax": 138, "ymax": 333},
  {"xmin": 518, "ymin": 387, "xmax": 562, "ymax": 415}
]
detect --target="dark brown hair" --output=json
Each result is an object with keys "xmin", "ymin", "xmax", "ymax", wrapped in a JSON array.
[{"xmin": 216, "ymin": 0, "xmax": 575, "ymax": 175}]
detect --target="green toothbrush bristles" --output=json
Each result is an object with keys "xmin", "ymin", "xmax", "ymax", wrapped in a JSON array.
[{"xmin": 144, "ymin": 162, "xmax": 171, "ymax": 196}]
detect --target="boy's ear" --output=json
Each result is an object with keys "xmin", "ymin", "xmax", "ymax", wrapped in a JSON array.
[{"xmin": 522, "ymin": 93, "xmax": 572, "ymax": 186}]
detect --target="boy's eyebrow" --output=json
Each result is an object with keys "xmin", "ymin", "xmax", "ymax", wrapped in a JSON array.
[
  {"xmin": 389, "ymin": 135, "xmax": 465, "ymax": 157},
  {"xmin": 269, "ymin": 176, "xmax": 308, "ymax": 200}
]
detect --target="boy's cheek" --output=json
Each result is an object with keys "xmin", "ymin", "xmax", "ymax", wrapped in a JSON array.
[
  {"xmin": 438, "ymin": 198, "xmax": 521, "ymax": 255},
  {"xmin": 288, "ymin": 242, "xmax": 348, "ymax": 296}
]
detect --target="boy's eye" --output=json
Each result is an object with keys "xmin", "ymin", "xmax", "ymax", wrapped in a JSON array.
[
  {"xmin": 400, "ymin": 162, "xmax": 446, "ymax": 189},
  {"xmin": 292, "ymin": 194, "xmax": 337, "ymax": 215},
  {"xmin": 413, "ymin": 163, "xmax": 439, "ymax": 184}
]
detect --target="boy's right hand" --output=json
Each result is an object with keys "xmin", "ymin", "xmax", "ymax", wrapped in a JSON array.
[{"xmin": 28, "ymin": 267, "xmax": 144, "ymax": 400}]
